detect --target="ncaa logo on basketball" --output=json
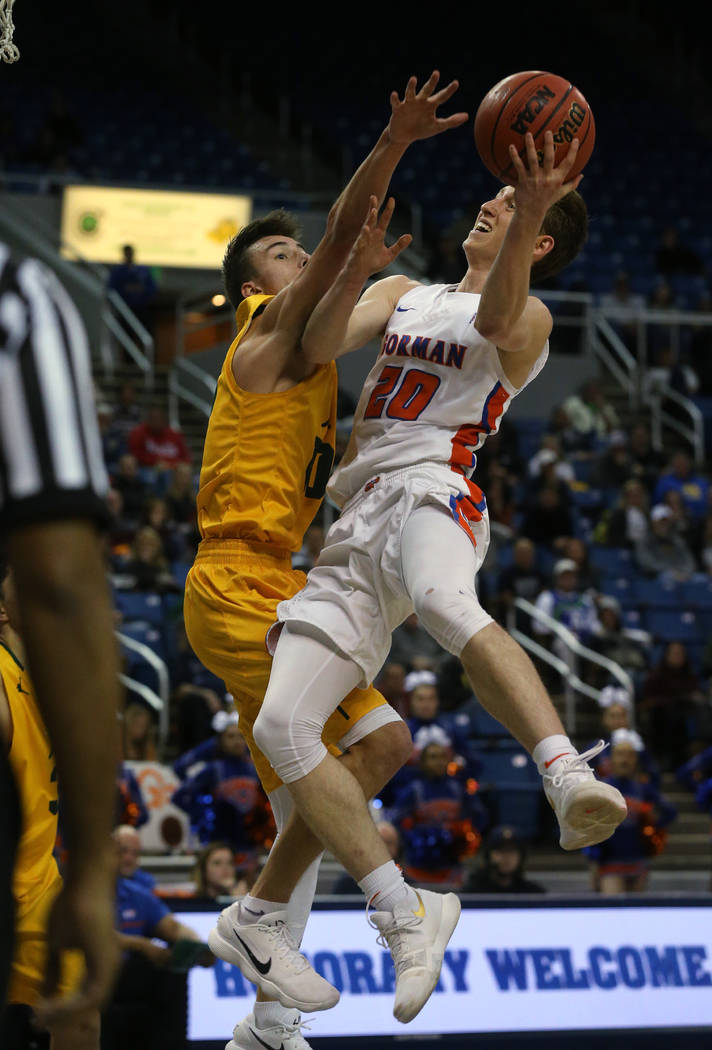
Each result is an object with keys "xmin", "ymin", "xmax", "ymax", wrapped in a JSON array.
[
  {"xmin": 509, "ymin": 85, "xmax": 556, "ymax": 135},
  {"xmin": 553, "ymin": 101, "xmax": 587, "ymax": 145}
]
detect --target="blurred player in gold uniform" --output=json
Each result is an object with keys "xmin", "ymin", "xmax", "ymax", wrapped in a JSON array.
[{"xmin": 0, "ymin": 560, "xmax": 100, "ymax": 1049}]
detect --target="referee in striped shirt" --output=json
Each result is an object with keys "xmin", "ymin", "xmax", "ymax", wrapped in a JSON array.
[{"xmin": 0, "ymin": 245, "xmax": 122, "ymax": 1025}]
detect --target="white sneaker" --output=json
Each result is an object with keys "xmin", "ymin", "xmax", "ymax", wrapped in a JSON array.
[
  {"xmin": 227, "ymin": 1011, "xmax": 313, "ymax": 1050},
  {"xmin": 543, "ymin": 740, "xmax": 628, "ymax": 850},
  {"xmin": 208, "ymin": 902, "xmax": 339, "ymax": 1012},
  {"xmin": 369, "ymin": 887, "xmax": 461, "ymax": 1024}
]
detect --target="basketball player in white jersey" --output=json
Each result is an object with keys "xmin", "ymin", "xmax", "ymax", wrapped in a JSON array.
[{"xmin": 214, "ymin": 131, "xmax": 627, "ymax": 1023}]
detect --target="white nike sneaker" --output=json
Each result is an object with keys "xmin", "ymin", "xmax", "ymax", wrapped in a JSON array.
[
  {"xmin": 543, "ymin": 740, "xmax": 628, "ymax": 850},
  {"xmin": 369, "ymin": 887, "xmax": 461, "ymax": 1024},
  {"xmin": 208, "ymin": 902, "xmax": 339, "ymax": 1012},
  {"xmin": 227, "ymin": 1011, "xmax": 313, "ymax": 1050}
]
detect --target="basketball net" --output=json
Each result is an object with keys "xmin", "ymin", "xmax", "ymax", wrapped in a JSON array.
[{"xmin": 0, "ymin": 0, "xmax": 19, "ymax": 63}]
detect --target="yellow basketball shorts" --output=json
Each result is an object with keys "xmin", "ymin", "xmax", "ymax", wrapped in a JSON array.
[
  {"xmin": 9, "ymin": 873, "xmax": 84, "ymax": 1006},
  {"xmin": 184, "ymin": 539, "xmax": 390, "ymax": 795}
]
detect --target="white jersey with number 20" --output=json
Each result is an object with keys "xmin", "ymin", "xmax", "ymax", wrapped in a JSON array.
[{"xmin": 328, "ymin": 282, "xmax": 549, "ymax": 509}]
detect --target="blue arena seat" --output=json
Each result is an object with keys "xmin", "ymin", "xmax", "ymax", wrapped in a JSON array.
[
  {"xmin": 645, "ymin": 609, "xmax": 704, "ymax": 645},
  {"xmin": 114, "ymin": 590, "xmax": 165, "ymax": 628}
]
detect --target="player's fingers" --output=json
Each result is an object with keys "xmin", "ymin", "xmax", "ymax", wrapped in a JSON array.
[
  {"xmin": 390, "ymin": 90, "xmax": 401, "ymax": 111},
  {"xmin": 436, "ymin": 112, "xmax": 469, "ymax": 131},
  {"xmin": 541, "ymin": 130, "xmax": 555, "ymax": 171},
  {"xmin": 430, "ymin": 78, "xmax": 460, "ymax": 105},
  {"xmin": 524, "ymin": 132, "xmax": 540, "ymax": 172},
  {"xmin": 508, "ymin": 143, "xmax": 527, "ymax": 177},
  {"xmin": 404, "ymin": 76, "xmax": 418, "ymax": 100},
  {"xmin": 378, "ymin": 196, "xmax": 396, "ymax": 228},
  {"xmin": 417, "ymin": 70, "xmax": 440, "ymax": 97},
  {"xmin": 557, "ymin": 136, "xmax": 581, "ymax": 174},
  {"xmin": 389, "ymin": 233, "xmax": 413, "ymax": 259}
]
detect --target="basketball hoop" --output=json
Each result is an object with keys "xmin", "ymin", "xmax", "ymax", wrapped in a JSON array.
[{"xmin": 0, "ymin": 0, "xmax": 19, "ymax": 63}]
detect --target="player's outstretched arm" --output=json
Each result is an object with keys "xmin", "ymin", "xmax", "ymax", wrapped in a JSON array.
[
  {"xmin": 302, "ymin": 197, "xmax": 416, "ymax": 364},
  {"xmin": 474, "ymin": 130, "xmax": 581, "ymax": 353},
  {"xmin": 9, "ymin": 520, "xmax": 122, "ymax": 1025},
  {"xmin": 248, "ymin": 74, "xmax": 467, "ymax": 365}
]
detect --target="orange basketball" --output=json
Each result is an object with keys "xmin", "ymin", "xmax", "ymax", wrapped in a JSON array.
[{"xmin": 474, "ymin": 70, "xmax": 595, "ymax": 185}]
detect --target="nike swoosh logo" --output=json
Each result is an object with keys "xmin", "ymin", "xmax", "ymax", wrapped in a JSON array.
[
  {"xmin": 243, "ymin": 906, "xmax": 265, "ymax": 918},
  {"xmin": 233, "ymin": 930, "xmax": 272, "ymax": 975},
  {"xmin": 544, "ymin": 752, "xmax": 572, "ymax": 769},
  {"xmin": 250, "ymin": 1026, "xmax": 283, "ymax": 1050},
  {"xmin": 396, "ymin": 306, "xmax": 414, "ymax": 312},
  {"xmin": 412, "ymin": 891, "xmax": 426, "ymax": 919}
]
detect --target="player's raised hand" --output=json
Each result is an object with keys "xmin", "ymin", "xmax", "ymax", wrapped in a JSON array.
[
  {"xmin": 388, "ymin": 71, "xmax": 468, "ymax": 145},
  {"xmin": 509, "ymin": 130, "xmax": 583, "ymax": 215},
  {"xmin": 346, "ymin": 196, "xmax": 412, "ymax": 278}
]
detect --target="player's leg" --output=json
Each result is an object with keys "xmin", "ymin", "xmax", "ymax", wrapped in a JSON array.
[
  {"xmin": 399, "ymin": 503, "xmax": 626, "ymax": 850},
  {"xmin": 250, "ymin": 627, "xmax": 460, "ymax": 1023}
]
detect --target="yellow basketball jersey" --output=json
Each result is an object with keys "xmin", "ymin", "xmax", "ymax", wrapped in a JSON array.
[
  {"xmin": 0, "ymin": 640, "xmax": 60, "ymax": 908},
  {"xmin": 196, "ymin": 294, "xmax": 337, "ymax": 552}
]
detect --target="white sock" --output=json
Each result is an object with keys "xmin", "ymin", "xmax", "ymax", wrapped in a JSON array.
[
  {"xmin": 358, "ymin": 860, "xmax": 419, "ymax": 913},
  {"xmin": 532, "ymin": 734, "xmax": 577, "ymax": 775},
  {"xmin": 238, "ymin": 895, "xmax": 285, "ymax": 923},
  {"xmin": 254, "ymin": 1000, "xmax": 300, "ymax": 1029}
]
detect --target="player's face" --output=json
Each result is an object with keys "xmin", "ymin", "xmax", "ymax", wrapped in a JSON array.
[
  {"xmin": 463, "ymin": 186, "xmax": 516, "ymax": 261},
  {"xmin": 247, "ymin": 235, "xmax": 310, "ymax": 295},
  {"xmin": 116, "ymin": 833, "xmax": 141, "ymax": 876}
]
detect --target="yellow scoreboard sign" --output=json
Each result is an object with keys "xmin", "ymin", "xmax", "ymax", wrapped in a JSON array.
[{"xmin": 61, "ymin": 185, "xmax": 253, "ymax": 269}]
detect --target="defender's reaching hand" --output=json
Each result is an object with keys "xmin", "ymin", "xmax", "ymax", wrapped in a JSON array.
[
  {"xmin": 388, "ymin": 71, "xmax": 468, "ymax": 146},
  {"xmin": 346, "ymin": 196, "xmax": 412, "ymax": 280}
]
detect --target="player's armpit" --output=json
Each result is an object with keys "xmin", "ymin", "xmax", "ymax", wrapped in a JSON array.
[
  {"xmin": 485, "ymin": 295, "xmax": 552, "ymax": 354},
  {"xmin": 303, "ymin": 274, "xmax": 418, "ymax": 365}
]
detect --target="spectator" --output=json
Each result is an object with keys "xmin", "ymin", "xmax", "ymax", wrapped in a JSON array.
[
  {"xmin": 404, "ymin": 671, "xmax": 475, "ymax": 773},
  {"xmin": 638, "ymin": 641, "xmax": 706, "ymax": 770},
  {"xmin": 560, "ymin": 536, "xmax": 600, "ymax": 593},
  {"xmin": 633, "ymin": 503, "xmax": 697, "ymax": 580},
  {"xmin": 193, "ymin": 841, "xmax": 249, "ymax": 900},
  {"xmin": 172, "ymin": 714, "xmax": 276, "ymax": 862},
  {"xmin": 532, "ymin": 558, "xmax": 602, "ymax": 647},
  {"xmin": 120, "ymin": 524, "xmax": 180, "ymax": 593},
  {"xmin": 628, "ymin": 420, "xmax": 666, "ymax": 492},
  {"xmin": 495, "ymin": 537, "xmax": 547, "ymax": 627},
  {"xmin": 105, "ymin": 486, "xmax": 138, "ymax": 560},
  {"xmin": 111, "ymin": 380, "xmax": 144, "ymax": 443},
  {"xmin": 462, "ymin": 824, "xmax": 545, "ymax": 894},
  {"xmin": 520, "ymin": 483, "xmax": 574, "ymax": 550},
  {"xmin": 390, "ymin": 740, "xmax": 488, "ymax": 889},
  {"xmin": 653, "ymin": 450, "xmax": 710, "ymax": 521},
  {"xmin": 588, "ymin": 596, "xmax": 652, "ymax": 688},
  {"xmin": 696, "ymin": 509, "xmax": 712, "ymax": 574},
  {"xmin": 121, "ymin": 700, "xmax": 158, "ymax": 762},
  {"xmin": 111, "ymin": 453, "xmax": 150, "ymax": 526},
  {"xmin": 584, "ymin": 729, "xmax": 677, "ymax": 895},
  {"xmin": 596, "ymin": 477, "xmax": 650, "ymax": 548},
  {"xmin": 655, "ymin": 225, "xmax": 704, "ymax": 278},
  {"xmin": 104, "ymin": 854, "xmax": 213, "ymax": 1050},
  {"xmin": 599, "ymin": 269, "xmax": 644, "ymax": 351},
  {"xmin": 108, "ymin": 244, "xmax": 158, "ymax": 336},
  {"xmin": 373, "ymin": 661, "xmax": 408, "ymax": 719},
  {"xmin": 113, "ymin": 824, "xmax": 155, "ymax": 893},
  {"xmin": 677, "ymin": 743, "xmax": 712, "ymax": 794},
  {"xmin": 128, "ymin": 403, "xmax": 191, "ymax": 471},
  {"xmin": 332, "ymin": 821, "xmax": 404, "ymax": 895},
  {"xmin": 661, "ymin": 486, "xmax": 699, "ymax": 552},
  {"xmin": 527, "ymin": 437, "xmax": 576, "ymax": 491},
  {"xmin": 116, "ymin": 766, "xmax": 150, "ymax": 829},
  {"xmin": 688, "ymin": 292, "xmax": 712, "ymax": 395},
  {"xmin": 97, "ymin": 399, "xmax": 128, "ymax": 472},
  {"xmin": 173, "ymin": 683, "xmax": 225, "ymax": 753},
  {"xmin": 589, "ymin": 430, "xmax": 634, "ymax": 490},
  {"xmin": 141, "ymin": 496, "xmax": 187, "ymax": 564},
  {"xmin": 589, "ymin": 692, "xmax": 661, "ymax": 790},
  {"xmin": 562, "ymin": 378, "xmax": 619, "ymax": 449},
  {"xmin": 388, "ymin": 612, "xmax": 448, "ymax": 673}
]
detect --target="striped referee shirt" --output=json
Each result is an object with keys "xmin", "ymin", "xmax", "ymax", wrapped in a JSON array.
[{"xmin": 0, "ymin": 243, "xmax": 109, "ymax": 529}]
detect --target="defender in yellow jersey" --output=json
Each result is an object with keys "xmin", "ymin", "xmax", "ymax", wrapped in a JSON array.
[
  {"xmin": 0, "ymin": 565, "xmax": 99, "ymax": 1050},
  {"xmin": 184, "ymin": 74, "xmax": 468, "ymax": 1047}
]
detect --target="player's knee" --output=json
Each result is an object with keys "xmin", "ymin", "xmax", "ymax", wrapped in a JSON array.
[
  {"xmin": 253, "ymin": 703, "xmax": 326, "ymax": 782},
  {"xmin": 376, "ymin": 720, "xmax": 413, "ymax": 776},
  {"xmin": 412, "ymin": 581, "xmax": 492, "ymax": 655},
  {"xmin": 252, "ymin": 705, "xmax": 284, "ymax": 764}
]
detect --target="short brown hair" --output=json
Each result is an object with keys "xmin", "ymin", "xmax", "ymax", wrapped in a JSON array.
[
  {"xmin": 222, "ymin": 209, "xmax": 302, "ymax": 309},
  {"xmin": 530, "ymin": 189, "xmax": 588, "ymax": 285}
]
